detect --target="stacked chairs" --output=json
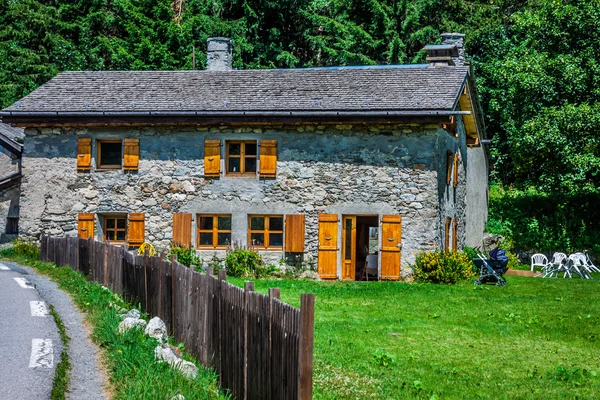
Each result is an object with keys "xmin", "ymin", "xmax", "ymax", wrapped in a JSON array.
[{"xmin": 536, "ymin": 252, "xmax": 597, "ymax": 279}]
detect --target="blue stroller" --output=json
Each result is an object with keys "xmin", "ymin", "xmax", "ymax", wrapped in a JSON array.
[{"xmin": 473, "ymin": 247, "xmax": 509, "ymax": 286}]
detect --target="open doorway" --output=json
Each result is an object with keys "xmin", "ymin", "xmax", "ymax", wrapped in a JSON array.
[{"xmin": 341, "ymin": 215, "xmax": 379, "ymax": 281}]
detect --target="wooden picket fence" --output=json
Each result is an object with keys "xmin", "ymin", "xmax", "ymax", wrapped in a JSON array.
[{"xmin": 40, "ymin": 236, "xmax": 314, "ymax": 400}]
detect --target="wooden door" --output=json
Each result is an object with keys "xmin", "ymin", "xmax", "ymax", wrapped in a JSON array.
[
  {"xmin": 317, "ymin": 214, "xmax": 338, "ymax": 279},
  {"xmin": 381, "ymin": 215, "xmax": 402, "ymax": 280},
  {"xmin": 341, "ymin": 216, "xmax": 356, "ymax": 280}
]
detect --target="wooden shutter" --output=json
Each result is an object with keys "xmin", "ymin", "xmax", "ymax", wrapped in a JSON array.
[
  {"xmin": 172, "ymin": 213, "xmax": 193, "ymax": 248},
  {"xmin": 77, "ymin": 138, "xmax": 92, "ymax": 171},
  {"xmin": 317, "ymin": 214, "xmax": 338, "ymax": 279},
  {"xmin": 446, "ymin": 151, "xmax": 453, "ymax": 185},
  {"xmin": 445, "ymin": 216, "xmax": 451, "ymax": 251},
  {"xmin": 285, "ymin": 214, "xmax": 305, "ymax": 253},
  {"xmin": 128, "ymin": 213, "xmax": 145, "ymax": 247},
  {"xmin": 452, "ymin": 218, "xmax": 458, "ymax": 251},
  {"xmin": 77, "ymin": 213, "xmax": 94, "ymax": 239},
  {"xmin": 381, "ymin": 215, "xmax": 402, "ymax": 280},
  {"xmin": 453, "ymin": 153, "xmax": 459, "ymax": 187},
  {"xmin": 123, "ymin": 138, "xmax": 140, "ymax": 171},
  {"xmin": 259, "ymin": 140, "xmax": 277, "ymax": 178},
  {"xmin": 204, "ymin": 140, "xmax": 221, "ymax": 177}
]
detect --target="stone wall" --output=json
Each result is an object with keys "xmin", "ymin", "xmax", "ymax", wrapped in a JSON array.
[
  {"xmin": 465, "ymin": 145, "xmax": 488, "ymax": 248},
  {"xmin": 20, "ymin": 123, "xmax": 446, "ymax": 273}
]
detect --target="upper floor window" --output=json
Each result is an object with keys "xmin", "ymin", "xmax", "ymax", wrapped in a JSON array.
[
  {"xmin": 226, "ymin": 141, "xmax": 257, "ymax": 176},
  {"xmin": 98, "ymin": 140, "xmax": 123, "ymax": 169},
  {"xmin": 249, "ymin": 215, "xmax": 283, "ymax": 249},
  {"xmin": 197, "ymin": 214, "xmax": 232, "ymax": 248}
]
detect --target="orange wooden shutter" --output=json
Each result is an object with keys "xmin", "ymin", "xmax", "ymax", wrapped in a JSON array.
[
  {"xmin": 445, "ymin": 216, "xmax": 451, "ymax": 251},
  {"xmin": 446, "ymin": 151, "xmax": 453, "ymax": 185},
  {"xmin": 204, "ymin": 140, "xmax": 221, "ymax": 177},
  {"xmin": 317, "ymin": 214, "xmax": 338, "ymax": 279},
  {"xmin": 381, "ymin": 215, "xmax": 402, "ymax": 280},
  {"xmin": 452, "ymin": 218, "xmax": 458, "ymax": 251},
  {"xmin": 128, "ymin": 213, "xmax": 145, "ymax": 247},
  {"xmin": 77, "ymin": 138, "xmax": 92, "ymax": 171},
  {"xmin": 259, "ymin": 140, "xmax": 277, "ymax": 178},
  {"xmin": 123, "ymin": 138, "xmax": 139, "ymax": 171},
  {"xmin": 285, "ymin": 214, "xmax": 305, "ymax": 253},
  {"xmin": 453, "ymin": 153, "xmax": 459, "ymax": 187},
  {"xmin": 77, "ymin": 213, "xmax": 94, "ymax": 239},
  {"xmin": 172, "ymin": 213, "xmax": 193, "ymax": 248}
]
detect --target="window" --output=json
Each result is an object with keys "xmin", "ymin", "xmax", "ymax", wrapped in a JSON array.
[
  {"xmin": 104, "ymin": 215, "xmax": 127, "ymax": 242},
  {"xmin": 446, "ymin": 151, "xmax": 453, "ymax": 185},
  {"xmin": 248, "ymin": 215, "xmax": 283, "ymax": 249},
  {"xmin": 98, "ymin": 140, "xmax": 123, "ymax": 169},
  {"xmin": 226, "ymin": 141, "xmax": 257, "ymax": 175},
  {"xmin": 197, "ymin": 214, "xmax": 232, "ymax": 248}
]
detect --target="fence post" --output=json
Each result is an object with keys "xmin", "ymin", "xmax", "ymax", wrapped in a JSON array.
[
  {"xmin": 298, "ymin": 293, "xmax": 315, "ymax": 400},
  {"xmin": 202, "ymin": 266, "xmax": 213, "ymax": 365},
  {"xmin": 217, "ymin": 269, "xmax": 227, "ymax": 385},
  {"xmin": 243, "ymin": 281, "xmax": 255, "ymax": 400},
  {"xmin": 103, "ymin": 243, "xmax": 109, "ymax": 287},
  {"xmin": 170, "ymin": 254, "xmax": 177, "ymax": 338},
  {"xmin": 143, "ymin": 247, "xmax": 149, "ymax": 312},
  {"xmin": 268, "ymin": 288, "xmax": 280, "ymax": 398}
]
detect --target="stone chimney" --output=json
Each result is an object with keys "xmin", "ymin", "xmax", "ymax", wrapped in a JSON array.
[
  {"xmin": 441, "ymin": 33, "xmax": 466, "ymax": 66},
  {"xmin": 206, "ymin": 37, "xmax": 233, "ymax": 71}
]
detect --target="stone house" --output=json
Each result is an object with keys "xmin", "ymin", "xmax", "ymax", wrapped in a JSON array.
[
  {"xmin": 0, "ymin": 33, "xmax": 488, "ymax": 280},
  {"xmin": 0, "ymin": 123, "xmax": 23, "ymax": 243}
]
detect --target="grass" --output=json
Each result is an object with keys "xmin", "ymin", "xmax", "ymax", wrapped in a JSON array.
[
  {"xmin": 49, "ymin": 304, "xmax": 71, "ymax": 400},
  {"xmin": 228, "ymin": 275, "xmax": 600, "ymax": 399},
  {"xmin": 0, "ymin": 250, "xmax": 227, "ymax": 400}
]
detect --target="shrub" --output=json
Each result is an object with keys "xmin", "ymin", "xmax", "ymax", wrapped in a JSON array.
[
  {"xmin": 225, "ymin": 249, "xmax": 265, "ymax": 278},
  {"xmin": 12, "ymin": 238, "xmax": 40, "ymax": 260},
  {"xmin": 412, "ymin": 250, "xmax": 475, "ymax": 284},
  {"xmin": 169, "ymin": 246, "xmax": 200, "ymax": 268}
]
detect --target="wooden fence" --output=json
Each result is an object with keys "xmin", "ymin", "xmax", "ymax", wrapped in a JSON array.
[{"xmin": 40, "ymin": 236, "xmax": 314, "ymax": 400}]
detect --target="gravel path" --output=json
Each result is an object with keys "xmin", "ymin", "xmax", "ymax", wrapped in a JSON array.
[{"xmin": 4, "ymin": 260, "xmax": 108, "ymax": 400}]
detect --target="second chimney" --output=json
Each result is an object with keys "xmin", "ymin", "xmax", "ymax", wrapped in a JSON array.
[{"xmin": 206, "ymin": 37, "xmax": 233, "ymax": 71}]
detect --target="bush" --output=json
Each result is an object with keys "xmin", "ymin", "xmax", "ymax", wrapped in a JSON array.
[
  {"xmin": 169, "ymin": 246, "xmax": 200, "ymax": 268},
  {"xmin": 12, "ymin": 238, "xmax": 40, "ymax": 260},
  {"xmin": 412, "ymin": 250, "xmax": 475, "ymax": 284},
  {"xmin": 225, "ymin": 249, "xmax": 265, "ymax": 278}
]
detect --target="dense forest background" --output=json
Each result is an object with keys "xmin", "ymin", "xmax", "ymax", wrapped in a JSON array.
[{"xmin": 1, "ymin": 0, "xmax": 599, "ymax": 252}]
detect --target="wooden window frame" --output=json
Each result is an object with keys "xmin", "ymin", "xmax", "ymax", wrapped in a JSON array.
[
  {"xmin": 197, "ymin": 214, "xmax": 232, "ymax": 249},
  {"xmin": 445, "ymin": 216, "xmax": 451, "ymax": 252},
  {"xmin": 226, "ymin": 140, "xmax": 257, "ymax": 176},
  {"xmin": 97, "ymin": 139, "xmax": 123, "ymax": 170},
  {"xmin": 453, "ymin": 153, "xmax": 459, "ymax": 187},
  {"xmin": 446, "ymin": 151, "xmax": 453, "ymax": 186},
  {"xmin": 248, "ymin": 214, "xmax": 284, "ymax": 250},
  {"xmin": 104, "ymin": 214, "xmax": 128, "ymax": 243}
]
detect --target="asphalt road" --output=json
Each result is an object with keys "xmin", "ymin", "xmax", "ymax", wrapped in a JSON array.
[{"xmin": 0, "ymin": 261, "xmax": 60, "ymax": 399}]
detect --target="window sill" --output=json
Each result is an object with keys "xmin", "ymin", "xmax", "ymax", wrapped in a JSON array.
[{"xmin": 96, "ymin": 166, "xmax": 123, "ymax": 171}]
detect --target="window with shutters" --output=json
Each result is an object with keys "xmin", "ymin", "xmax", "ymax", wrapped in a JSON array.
[
  {"xmin": 226, "ymin": 141, "xmax": 257, "ymax": 176},
  {"xmin": 197, "ymin": 214, "xmax": 232, "ymax": 248},
  {"xmin": 249, "ymin": 215, "xmax": 283, "ymax": 249},
  {"xmin": 104, "ymin": 215, "xmax": 127, "ymax": 243},
  {"xmin": 97, "ymin": 140, "xmax": 123, "ymax": 169}
]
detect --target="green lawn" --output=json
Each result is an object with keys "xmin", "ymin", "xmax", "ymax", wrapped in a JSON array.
[{"xmin": 229, "ymin": 276, "xmax": 600, "ymax": 399}]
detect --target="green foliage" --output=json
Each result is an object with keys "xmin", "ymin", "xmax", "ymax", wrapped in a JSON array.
[
  {"xmin": 169, "ymin": 246, "xmax": 201, "ymax": 268},
  {"xmin": 12, "ymin": 238, "xmax": 40, "ymax": 259},
  {"xmin": 224, "ymin": 248, "xmax": 264, "ymax": 278},
  {"xmin": 551, "ymin": 366, "xmax": 597, "ymax": 388},
  {"xmin": 412, "ymin": 250, "xmax": 475, "ymax": 284},
  {"xmin": 49, "ymin": 304, "xmax": 71, "ymax": 400},
  {"xmin": 372, "ymin": 348, "xmax": 395, "ymax": 368}
]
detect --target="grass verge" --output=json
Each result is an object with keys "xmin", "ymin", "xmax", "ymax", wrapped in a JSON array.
[
  {"xmin": 1, "ymin": 251, "xmax": 227, "ymax": 400},
  {"xmin": 49, "ymin": 304, "xmax": 71, "ymax": 400}
]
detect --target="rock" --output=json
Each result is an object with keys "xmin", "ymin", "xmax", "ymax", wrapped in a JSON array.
[
  {"xmin": 124, "ymin": 309, "xmax": 141, "ymax": 319},
  {"xmin": 143, "ymin": 198, "xmax": 157, "ymax": 207},
  {"xmin": 154, "ymin": 344, "xmax": 181, "ymax": 364},
  {"xmin": 171, "ymin": 395, "xmax": 185, "ymax": 400},
  {"xmin": 400, "ymin": 267, "xmax": 414, "ymax": 282},
  {"xmin": 177, "ymin": 360, "xmax": 199, "ymax": 380},
  {"xmin": 145, "ymin": 317, "xmax": 167, "ymax": 342},
  {"xmin": 118, "ymin": 317, "xmax": 147, "ymax": 333},
  {"xmin": 181, "ymin": 180, "xmax": 195, "ymax": 192}
]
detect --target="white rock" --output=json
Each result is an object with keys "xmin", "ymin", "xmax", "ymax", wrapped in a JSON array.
[
  {"xmin": 124, "ymin": 309, "xmax": 141, "ymax": 319},
  {"xmin": 154, "ymin": 344, "xmax": 180, "ymax": 364},
  {"xmin": 177, "ymin": 360, "xmax": 198, "ymax": 380},
  {"xmin": 118, "ymin": 317, "xmax": 147, "ymax": 333},
  {"xmin": 145, "ymin": 317, "xmax": 167, "ymax": 342},
  {"xmin": 171, "ymin": 395, "xmax": 185, "ymax": 400}
]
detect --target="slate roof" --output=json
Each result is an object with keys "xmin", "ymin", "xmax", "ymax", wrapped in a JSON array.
[
  {"xmin": 2, "ymin": 66, "xmax": 469, "ymax": 114},
  {"xmin": 0, "ymin": 122, "xmax": 24, "ymax": 155}
]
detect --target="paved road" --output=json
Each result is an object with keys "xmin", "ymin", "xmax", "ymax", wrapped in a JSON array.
[
  {"xmin": 0, "ymin": 260, "xmax": 107, "ymax": 399},
  {"xmin": 0, "ymin": 261, "xmax": 60, "ymax": 399}
]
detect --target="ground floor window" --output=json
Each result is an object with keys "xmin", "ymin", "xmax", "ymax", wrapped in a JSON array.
[
  {"xmin": 197, "ymin": 214, "xmax": 232, "ymax": 248},
  {"xmin": 248, "ymin": 215, "xmax": 283, "ymax": 249},
  {"xmin": 104, "ymin": 215, "xmax": 127, "ymax": 242}
]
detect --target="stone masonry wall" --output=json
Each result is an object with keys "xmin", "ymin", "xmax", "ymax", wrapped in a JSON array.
[{"xmin": 20, "ymin": 123, "xmax": 445, "ymax": 273}]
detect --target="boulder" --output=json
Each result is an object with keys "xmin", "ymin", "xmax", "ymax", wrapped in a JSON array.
[
  {"xmin": 154, "ymin": 344, "xmax": 181, "ymax": 364},
  {"xmin": 176, "ymin": 360, "xmax": 199, "ymax": 380},
  {"xmin": 124, "ymin": 309, "xmax": 141, "ymax": 319},
  {"xmin": 118, "ymin": 317, "xmax": 146, "ymax": 333},
  {"xmin": 171, "ymin": 395, "xmax": 185, "ymax": 400},
  {"xmin": 145, "ymin": 317, "xmax": 168, "ymax": 342}
]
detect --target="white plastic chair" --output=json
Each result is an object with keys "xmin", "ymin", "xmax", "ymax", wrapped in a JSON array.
[
  {"xmin": 584, "ymin": 253, "xmax": 600, "ymax": 273},
  {"xmin": 530, "ymin": 253, "xmax": 548, "ymax": 272},
  {"xmin": 544, "ymin": 252, "xmax": 567, "ymax": 278},
  {"xmin": 569, "ymin": 253, "xmax": 591, "ymax": 279}
]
